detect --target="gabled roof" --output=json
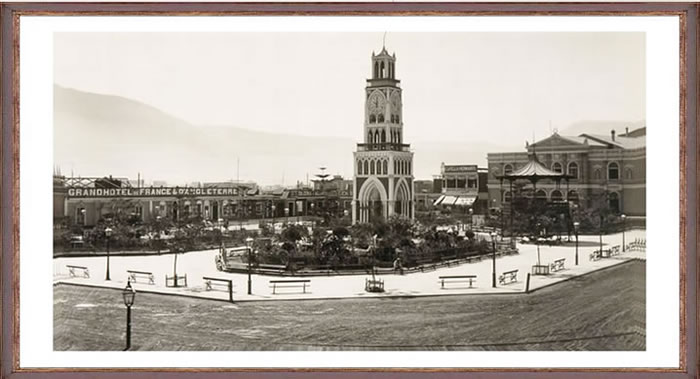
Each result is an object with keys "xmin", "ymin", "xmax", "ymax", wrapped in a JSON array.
[{"xmin": 580, "ymin": 133, "xmax": 646, "ymax": 150}]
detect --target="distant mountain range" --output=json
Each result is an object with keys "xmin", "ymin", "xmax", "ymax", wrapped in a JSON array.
[{"xmin": 54, "ymin": 85, "xmax": 644, "ymax": 186}]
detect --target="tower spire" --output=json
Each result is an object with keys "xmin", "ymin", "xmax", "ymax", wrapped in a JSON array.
[{"xmin": 382, "ymin": 32, "xmax": 387, "ymax": 49}]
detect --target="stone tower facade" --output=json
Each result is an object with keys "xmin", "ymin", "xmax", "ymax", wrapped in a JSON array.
[{"xmin": 352, "ymin": 47, "xmax": 414, "ymax": 224}]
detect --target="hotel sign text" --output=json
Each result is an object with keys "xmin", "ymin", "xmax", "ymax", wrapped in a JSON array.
[{"xmin": 67, "ymin": 187, "xmax": 239, "ymax": 198}]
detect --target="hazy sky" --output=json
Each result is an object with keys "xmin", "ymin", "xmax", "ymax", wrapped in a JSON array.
[{"xmin": 54, "ymin": 32, "xmax": 645, "ymax": 146}]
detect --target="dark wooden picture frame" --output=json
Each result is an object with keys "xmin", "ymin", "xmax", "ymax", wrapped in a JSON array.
[{"xmin": 1, "ymin": 2, "xmax": 697, "ymax": 378}]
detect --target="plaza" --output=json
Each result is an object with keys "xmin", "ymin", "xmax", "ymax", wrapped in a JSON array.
[{"xmin": 54, "ymin": 229, "xmax": 645, "ymax": 302}]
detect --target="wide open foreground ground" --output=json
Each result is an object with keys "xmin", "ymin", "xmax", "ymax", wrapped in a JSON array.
[{"xmin": 54, "ymin": 260, "xmax": 644, "ymax": 351}]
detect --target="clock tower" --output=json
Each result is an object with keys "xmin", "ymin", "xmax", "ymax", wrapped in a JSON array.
[{"xmin": 352, "ymin": 47, "xmax": 414, "ymax": 224}]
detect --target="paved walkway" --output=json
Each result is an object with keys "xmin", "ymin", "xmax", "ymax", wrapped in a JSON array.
[{"xmin": 54, "ymin": 229, "xmax": 646, "ymax": 302}]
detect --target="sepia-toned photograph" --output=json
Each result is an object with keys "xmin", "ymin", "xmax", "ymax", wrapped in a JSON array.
[{"xmin": 51, "ymin": 31, "xmax": 649, "ymax": 353}]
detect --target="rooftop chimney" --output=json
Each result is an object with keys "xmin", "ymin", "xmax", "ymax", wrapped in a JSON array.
[
  {"xmin": 611, "ymin": 129, "xmax": 616, "ymax": 141},
  {"xmin": 625, "ymin": 127, "xmax": 629, "ymax": 136}
]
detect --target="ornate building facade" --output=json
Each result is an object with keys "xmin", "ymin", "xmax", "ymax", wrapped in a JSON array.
[
  {"xmin": 352, "ymin": 47, "xmax": 415, "ymax": 224},
  {"xmin": 487, "ymin": 128, "xmax": 646, "ymax": 217}
]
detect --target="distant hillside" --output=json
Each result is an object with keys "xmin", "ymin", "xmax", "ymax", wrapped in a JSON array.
[
  {"xmin": 56, "ymin": 86, "xmax": 637, "ymax": 185},
  {"xmin": 560, "ymin": 120, "xmax": 646, "ymax": 137}
]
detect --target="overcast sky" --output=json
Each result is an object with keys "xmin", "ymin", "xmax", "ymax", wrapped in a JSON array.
[{"xmin": 54, "ymin": 32, "xmax": 645, "ymax": 146}]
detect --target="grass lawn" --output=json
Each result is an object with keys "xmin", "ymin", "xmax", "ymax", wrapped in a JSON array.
[{"xmin": 54, "ymin": 260, "xmax": 644, "ymax": 351}]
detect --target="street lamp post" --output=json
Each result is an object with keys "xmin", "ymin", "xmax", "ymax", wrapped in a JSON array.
[
  {"xmin": 599, "ymin": 215, "xmax": 604, "ymax": 255},
  {"xmin": 104, "ymin": 227, "xmax": 113, "ymax": 281},
  {"xmin": 121, "ymin": 280, "xmax": 135, "ymax": 351},
  {"xmin": 490, "ymin": 231, "xmax": 497, "ymax": 288},
  {"xmin": 573, "ymin": 221, "xmax": 580, "ymax": 266},
  {"xmin": 245, "ymin": 237, "xmax": 254, "ymax": 295},
  {"xmin": 468, "ymin": 208, "xmax": 473, "ymax": 231},
  {"xmin": 621, "ymin": 214, "xmax": 627, "ymax": 252},
  {"xmin": 271, "ymin": 204, "xmax": 276, "ymax": 232}
]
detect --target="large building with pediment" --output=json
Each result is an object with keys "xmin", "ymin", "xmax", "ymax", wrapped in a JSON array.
[
  {"xmin": 352, "ymin": 47, "xmax": 414, "ymax": 224},
  {"xmin": 487, "ymin": 128, "xmax": 646, "ymax": 217}
]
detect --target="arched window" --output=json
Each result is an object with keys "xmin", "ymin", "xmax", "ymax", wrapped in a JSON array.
[
  {"xmin": 625, "ymin": 168, "xmax": 633, "ymax": 180},
  {"xmin": 609, "ymin": 192, "xmax": 620, "ymax": 213},
  {"xmin": 408, "ymin": 162, "xmax": 411, "ymax": 175},
  {"xmin": 381, "ymin": 130, "xmax": 386, "ymax": 143},
  {"xmin": 367, "ymin": 131, "xmax": 372, "ymax": 143},
  {"xmin": 363, "ymin": 160, "xmax": 369, "ymax": 175},
  {"xmin": 594, "ymin": 169, "xmax": 602, "ymax": 180},
  {"xmin": 383, "ymin": 160, "xmax": 388, "ymax": 175},
  {"xmin": 568, "ymin": 162, "xmax": 579, "ymax": 179},
  {"xmin": 504, "ymin": 164, "xmax": 513, "ymax": 175},
  {"xmin": 608, "ymin": 162, "xmax": 619, "ymax": 180},
  {"xmin": 378, "ymin": 114, "xmax": 384, "ymax": 123},
  {"xmin": 380, "ymin": 61, "xmax": 385, "ymax": 78},
  {"xmin": 370, "ymin": 160, "xmax": 375, "ymax": 175},
  {"xmin": 397, "ymin": 132, "xmax": 401, "ymax": 143},
  {"xmin": 393, "ymin": 161, "xmax": 397, "ymax": 174},
  {"xmin": 374, "ymin": 62, "xmax": 379, "ymax": 78},
  {"xmin": 390, "ymin": 115, "xmax": 395, "ymax": 123},
  {"xmin": 552, "ymin": 162, "xmax": 562, "ymax": 173},
  {"xmin": 503, "ymin": 191, "xmax": 512, "ymax": 203},
  {"xmin": 369, "ymin": 115, "xmax": 376, "ymax": 124},
  {"xmin": 536, "ymin": 189, "xmax": 547, "ymax": 201},
  {"xmin": 567, "ymin": 190, "xmax": 579, "ymax": 204},
  {"xmin": 396, "ymin": 115, "xmax": 400, "ymax": 123},
  {"xmin": 551, "ymin": 190, "xmax": 563, "ymax": 202},
  {"xmin": 374, "ymin": 130, "xmax": 380, "ymax": 144},
  {"xmin": 357, "ymin": 161, "xmax": 363, "ymax": 175}
]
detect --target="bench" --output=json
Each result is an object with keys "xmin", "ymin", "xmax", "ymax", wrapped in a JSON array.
[
  {"xmin": 589, "ymin": 250, "xmax": 602, "ymax": 261},
  {"xmin": 549, "ymin": 258, "xmax": 566, "ymax": 273},
  {"xmin": 203, "ymin": 276, "xmax": 234, "ymax": 302},
  {"xmin": 67, "ymin": 265, "xmax": 90, "ymax": 278},
  {"xmin": 365, "ymin": 278, "xmax": 385, "ymax": 292},
  {"xmin": 127, "ymin": 270, "xmax": 155, "ymax": 285},
  {"xmin": 498, "ymin": 269, "xmax": 518, "ymax": 285},
  {"xmin": 438, "ymin": 275, "xmax": 477, "ymax": 289},
  {"xmin": 269, "ymin": 279, "xmax": 311, "ymax": 294},
  {"xmin": 609, "ymin": 245, "xmax": 621, "ymax": 256}
]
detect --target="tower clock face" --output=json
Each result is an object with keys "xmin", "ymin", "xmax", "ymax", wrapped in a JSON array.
[{"xmin": 368, "ymin": 92, "xmax": 385, "ymax": 113}]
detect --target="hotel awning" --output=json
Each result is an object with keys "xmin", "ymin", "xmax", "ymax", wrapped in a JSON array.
[
  {"xmin": 454, "ymin": 196, "xmax": 477, "ymax": 206},
  {"xmin": 441, "ymin": 195, "xmax": 458, "ymax": 206},
  {"xmin": 433, "ymin": 195, "xmax": 446, "ymax": 206}
]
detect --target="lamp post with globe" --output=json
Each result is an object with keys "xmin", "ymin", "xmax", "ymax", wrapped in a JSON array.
[{"xmin": 122, "ymin": 280, "xmax": 136, "ymax": 350}]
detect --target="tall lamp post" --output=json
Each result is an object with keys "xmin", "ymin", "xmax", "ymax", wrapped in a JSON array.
[
  {"xmin": 490, "ymin": 231, "xmax": 497, "ymax": 288},
  {"xmin": 621, "ymin": 214, "xmax": 627, "ymax": 252},
  {"xmin": 121, "ymin": 280, "xmax": 135, "ymax": 351},
  {"xmin": 104, "ymin": 227, "xmax": 113, "ymax": 281},
  {"xmin": 468, "ymin": 208, "xmax": 473, "ymax": 231},
  {"xmin": 271, "ymin": 204, "xmax": 276, "ymax": 232},
  {"xmin": 573, "ymin": 221, "xmax": 580, "ymax": 265},
  {"xmin": 599, "ymin": 215, "xmax": 604, "ymax": 255},
  {"xmin": 245, "ymin": 237, "xmax": 254, "ymax": 295}
]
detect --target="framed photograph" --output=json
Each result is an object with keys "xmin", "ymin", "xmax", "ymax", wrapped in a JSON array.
[{"xmin": 1, "ymin": 2, "xmax": 697, "ymax": 378}]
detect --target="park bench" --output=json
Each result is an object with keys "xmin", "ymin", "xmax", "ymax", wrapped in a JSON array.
[
  {"xmin": 438, "ymin": 275, "xmax": 477, "ymax": 289},
  {"xmin": 531, "ymin": 265, "xmax": 550, "ymax": 275},
  {"xmin": 610, "ymin": 245, "xmax": 621, "ymax": 256},
  {"xmin": 269, "ymin": 279, "xmax": 311, "ymax": 294},
  {"xmin": 589, "ymin": 250, "xmax": 602, "ymax": 261},
  {"xmin": 549, "ymin": 258, "xmax": 566, "ymax": 273},
  {"xmin": 203, "ymin": 276, "xmax": 234, "ymax": 302},
  {"xmin": 67, "ymin": 265, "xmax": 90, "ymax": 278},
  {"xmin": 127, "ymin": 270, "xmax": 155, "ymax": 285},
  {"xmin": 257, "ymin": 264, "xmax": 287, "ymax": 274},
  {"xmin": 365, "ymin": 278, "xmax": 385, "ymax": 292},
  {"xmin": 498, "ymin": 269, "xmax": 518, "ymax": 285}
]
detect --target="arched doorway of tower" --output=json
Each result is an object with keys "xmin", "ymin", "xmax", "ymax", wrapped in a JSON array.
[
  {"xmin": 394, "ymin": 178, "xmax": 411, "ymax": 217},
  {"xmin": 358, "ymin": 177, "xmax": 387, "ymax": 224}
]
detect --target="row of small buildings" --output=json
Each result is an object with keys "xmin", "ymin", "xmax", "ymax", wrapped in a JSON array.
[{"xmin": 53, "ymin": 127, "xmax": 645, "ymax": 227}]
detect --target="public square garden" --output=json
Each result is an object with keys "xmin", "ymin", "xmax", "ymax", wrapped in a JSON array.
[{"xmin": 53, "ymin": 201, "xmax": 646, "ymax": 351}]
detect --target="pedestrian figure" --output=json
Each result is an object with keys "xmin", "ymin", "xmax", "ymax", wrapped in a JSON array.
[{"xmin": 393, "ymin": 257, "xmax": 404, "ymax": 275}]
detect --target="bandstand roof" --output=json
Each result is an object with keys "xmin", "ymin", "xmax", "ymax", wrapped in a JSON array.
[{"xmin": 497, "ymin": 153, "xmax": 573, "ymax": 181}]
